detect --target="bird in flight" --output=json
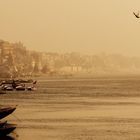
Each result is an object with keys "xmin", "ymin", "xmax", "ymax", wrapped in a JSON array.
[{"xmin": 133, "ymin": 11, "xmax": 140, "ymax": 18}]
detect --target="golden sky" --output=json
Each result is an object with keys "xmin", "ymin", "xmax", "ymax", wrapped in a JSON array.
[{"xmin": 0, "ymin": 0, "xmax": 140, "ymax": 56}]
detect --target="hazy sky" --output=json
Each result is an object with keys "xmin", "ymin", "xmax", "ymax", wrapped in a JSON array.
[{"xmin": 0, "ymin": 0, "xmax": 140, "ymax": 56}]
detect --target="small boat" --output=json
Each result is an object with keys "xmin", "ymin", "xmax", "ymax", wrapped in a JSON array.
[
  {"xmin": 0, "ymin": 135, "xmax": 15, "ymax": 140},
  {"xmin": 5, "ymin": 87, "xmax": 13, "ymax": 91},
  {"xmin": 0, "ymin": 124, "xmax": 16, "ymax": 136},
  {"xmin": 27, "ymin": 86, "xmax": 37, "ymax": 91},
  {"xmin": 15, "ymin": 85, "xmax": 25, "ymax": 91},
  {"xmin": 0, "ymin": 106, "xmax": 16, "ymax": 119},
  {"xmin": 1, "ymin": 85, "xmax": 13, "ymax": 91},
  {"xmin": 0, "ymin": 121, "xmax": 7, "ymax": 128},
  {"xmin": 1, "ymin": 85, "xmax": 8, "ymax": 90}
]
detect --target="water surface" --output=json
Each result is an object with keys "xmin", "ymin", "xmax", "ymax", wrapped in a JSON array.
[{"xmin": 1, "ymin": 76, "xmax": 140, "ymax": 140}]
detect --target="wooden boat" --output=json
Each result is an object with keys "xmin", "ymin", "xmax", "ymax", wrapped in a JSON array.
[
  {"xmin": 5, "ymin": 87, "xmax": 13, "ymax": 91},
  {"xmin": 0, "ymin": 124, "xmax": 16, "ymax": 136},
  {"xmin": 15, "ymin": 85, "xmax": 25, "ymax": 91},
  {"xmin": 0, "ymin": 106, "xmax": 16, "ymax": 119},
  {"xmin": 0, "ymin": 121, "xmax": 7, "ymax": 128},
  {"xmin": 0, "ymin": 85, "xmax": 13, "ymax": 91},
  {"xmin": 27, "ymin": 86, "xmax": 37, "ymax": 91},
  {"xmin": 0, "ymin": 135, "xmax": 15, "ymax": 140}
]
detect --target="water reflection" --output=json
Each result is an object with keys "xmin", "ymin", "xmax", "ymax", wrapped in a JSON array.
[{"xmin": 0, "ymin": 136, "xmax": 16, "ymax": 140}]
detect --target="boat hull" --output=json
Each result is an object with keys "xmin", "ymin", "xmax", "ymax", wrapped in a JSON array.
[
  {"xmin": 0, "ymin": 124, "xmax": 16, "ymax": 136},
  {"xmin": 0, "ymin": 107, "xmax": 16, "ymax": 119},
  {"xmin": 0, "ymin": 121, "xmax": 7, "ymax": 128}
]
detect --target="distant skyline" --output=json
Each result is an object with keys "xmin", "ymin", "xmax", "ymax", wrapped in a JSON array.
[{"xmin": 0, "ymin": 0, "xmax": 140, "ymax": 56}]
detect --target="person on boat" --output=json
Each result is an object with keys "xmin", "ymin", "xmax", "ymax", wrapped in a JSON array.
[{"xmin": 12, "ymin": 80, "xmax": 17, "ymax": 89}]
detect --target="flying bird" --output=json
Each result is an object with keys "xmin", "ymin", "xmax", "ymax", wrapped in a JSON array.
[{"xmin": 133, "ymin": 11, "xmax": 140, "ymax": 18}]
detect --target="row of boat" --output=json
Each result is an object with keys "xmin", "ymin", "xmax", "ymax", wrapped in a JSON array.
[
  {"xmin": 0, "ymin": 106, "xmax": 17, "ymax": 137},
  {"xmin": 0, "ymin": 79, "xmax": 37, "ymax": 91}
]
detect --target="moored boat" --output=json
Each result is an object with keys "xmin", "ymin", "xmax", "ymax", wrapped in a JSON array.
[
  {"xmin": 0, "ymin": 106, "xmax": 16, "ymax": 119},
  {"xmin": 0, "ymin": 135, "xmax": 15, "ymax": 140},
  {"xmin": 15, "ymin": 85, "xmax": 25, "ymax": 91},
  {"xmin": 0, "ymin": 124, "xmax": 16, "ymax": 136},
  {"xmin": 27, "ymin": 86, "xmax": 37, "ymax": 91},
  {"xmin": 0, "ymin": 121, "xmax": 7, "ymax": 128}
]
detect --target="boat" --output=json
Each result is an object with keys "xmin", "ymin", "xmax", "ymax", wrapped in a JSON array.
[
  {"xmin": 5, "ymin": 87, "xmax": 13, "ymax": 91},
  {"xmin": 0, "ymin": 135, "xmax": 15, "ymax": 140},
  {"xmin": 27, "ymin": 86, "xmax": 37, "ymax": 91},
  {"xmin": 0, "ymin": 124, "xmax": 16, "ymax": 136},
  {"xmin": 1, "ymin": 85, "xmax": 9, "ymax": 90},
  {"xmin": 0, "ymin": 121, "xmax": 7, "ymax": 128},
  {"xmin": 15, "ymin": 85, "xmax": 25, "ymax": 91},
  {"xmin": 0, "ymin": 85, "xmax": 13, "ymax": 91},
  {"xmin": 0, "ymin": 106, "xmax": 16, "ymax": 119}
]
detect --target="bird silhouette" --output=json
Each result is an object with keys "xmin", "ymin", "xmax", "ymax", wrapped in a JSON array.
[{"xmin": 133, "ymin": 12, "xmax": 140, "ymax": 18}]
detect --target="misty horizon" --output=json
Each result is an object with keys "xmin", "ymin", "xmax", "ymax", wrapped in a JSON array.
[
  {"xmin": 0, "ymin": 0, "xmax": 140, "ymax": 57},
  {"xmin": 2, "ymin": 38, "xmax": 140, "ymax": 58}
]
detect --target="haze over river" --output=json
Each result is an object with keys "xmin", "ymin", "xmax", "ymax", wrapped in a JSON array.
[{"xmin": 1, "ymin": 76, "xmax": 140, "ymax": 140}]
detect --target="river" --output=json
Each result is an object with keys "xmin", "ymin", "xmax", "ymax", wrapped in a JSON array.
[{"xmin": 1, "ymin": 76, "xmax": 140, "ymax": 140}]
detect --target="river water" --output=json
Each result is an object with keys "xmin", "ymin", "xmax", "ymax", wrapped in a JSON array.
[{"xmin": 1, "ymin": 76, "xmax": 140, "ymax": 140}]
